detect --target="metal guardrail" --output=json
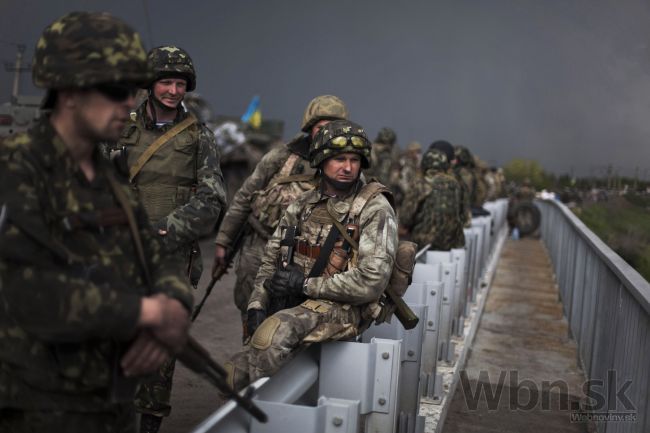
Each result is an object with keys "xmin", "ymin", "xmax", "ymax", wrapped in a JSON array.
[
  {"xmin": 536, "ymin": 199, "xmax": 650, "ymax": 433},
  {"xmin": 193, "ymin": 199, "xmax": 509, "ymax": 433}
]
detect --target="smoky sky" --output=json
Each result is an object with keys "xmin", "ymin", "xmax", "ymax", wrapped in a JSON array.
[{"xmin": 2, "ymin": 0, "xmax": 650, "ymax": 177}]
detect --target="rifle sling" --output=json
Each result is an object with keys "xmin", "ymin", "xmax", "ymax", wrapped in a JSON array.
[
  {"xmin": 105, "ymin": 169, "xmax": 152, "ymax": 289},
  {"xmin": 129, "ymin": 115, "xmax": 197, "ymax": 182},
  {"xmin": 307, "ymin": 219, "xmax": 341, "ymax": 279}
]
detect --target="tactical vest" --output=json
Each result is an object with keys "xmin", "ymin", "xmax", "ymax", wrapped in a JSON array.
[
  {"xmin": 120, "ymin": 118, "xmax": 199, "ymax": 225},
  {"xmin": 250, "ymin": 153, "xmax": 317, "ymax": 234}
]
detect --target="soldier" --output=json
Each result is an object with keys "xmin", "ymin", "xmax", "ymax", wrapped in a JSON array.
[
  {"xmin": 366, "ymin": 126, "xmax": 398, "ymax": 186},
  {"xmin": 454, "ymin": 145, "xmax": 481, "ymax": 211},
  {"xmin": 213, "ymin": 95, "xmax": 348, "ymax": 339},
  {"xmin": 429, "ymin": 140, "xmax": 471, "ymax": 226},
  {"xmin": 0, "ymin": 12, "xmax": 193, "ymax": 433},
  {"xmin": 394, "ymin": 140, "xmax": 422, "ymax": 206},
  {"xmin": 224, "ymin": 119, "xmax": 398, "ymax": 391},
  {"xmin": 399, "ymin": 148, "xmax": 465, "ymax": 250},
  {"xmin": 115, "ymin": 45, "xmax": 226, "ymax": 432}
]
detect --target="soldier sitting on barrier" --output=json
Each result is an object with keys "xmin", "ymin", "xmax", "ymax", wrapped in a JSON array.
[
  {"xmin": 399, "ymin": 148, "xmax": 465, "ymax": 251},
  {"xmin": 224, "ymin": 120, "xmax": 398, "ymax": 391}
]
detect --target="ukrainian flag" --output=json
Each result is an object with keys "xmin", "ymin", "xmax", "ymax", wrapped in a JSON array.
[{"xmin": 241, "ymin": 95, "xmax": 262, "ymax": 129}]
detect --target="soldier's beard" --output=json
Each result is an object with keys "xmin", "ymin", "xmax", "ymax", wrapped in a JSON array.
[{"xmin": 322, "ymin": 173, "xmax": 359, "ymax": 194}]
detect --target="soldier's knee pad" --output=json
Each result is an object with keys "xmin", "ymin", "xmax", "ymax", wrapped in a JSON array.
[{"xmin": 250, "ymin": 316, "xmax": 281, "ymax": 350}]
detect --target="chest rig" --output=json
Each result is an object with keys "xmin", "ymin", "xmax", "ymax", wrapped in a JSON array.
[{"xmin": 120, "ymin": 114, "xmax": 199, "ymax": 225}]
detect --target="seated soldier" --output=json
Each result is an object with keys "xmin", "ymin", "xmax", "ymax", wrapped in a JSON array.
[{"xmin": 225, "ymin": 120, "xmax": 398, "ymax": 390}]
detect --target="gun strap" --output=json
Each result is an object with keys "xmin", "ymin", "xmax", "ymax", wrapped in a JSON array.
[
  {"xmin": 105, "ymin": 169, "xmax": 152, "ymax": 289},
  {"xmin": 129, "ymin": 115, "xmax": 197, "ymax": 182},
  {"xmin": 307, "ymin": 218, "xmax": 341, "ymax": 278}
]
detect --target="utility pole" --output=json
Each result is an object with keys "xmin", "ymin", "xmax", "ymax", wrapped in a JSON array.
[{"xmin": 3, "ymin": 43, "xmax": 31, "ymax": 103}]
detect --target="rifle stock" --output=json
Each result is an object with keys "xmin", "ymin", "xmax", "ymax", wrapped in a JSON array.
[
  {"xmin": 177, "ymin": 336, "xmax": 268, "ymax": 423},
  {"xmin": 385, "ymin": 287, "xmax": 419, "ymax": 330}
]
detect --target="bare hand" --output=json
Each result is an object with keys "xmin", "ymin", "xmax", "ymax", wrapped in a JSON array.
[
  {"xmin": 121, "ymin": 330, "xmax": 169, "ymax": 377},
  {"xmin": 212, "ymin": 244, "xmax": 228, "ymax": 277},
  {"xmin": 139, "ymin": 294, "xmax": 191, "ymax": 354}
]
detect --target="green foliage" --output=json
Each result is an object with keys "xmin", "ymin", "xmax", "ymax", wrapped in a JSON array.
[
  {"xmin": 502, "ymin": 158, "xmax": 552, "ymax": 189},
  {"xmin": 575, "ymin": 196, "xmax": 650, "ymax": 282}
]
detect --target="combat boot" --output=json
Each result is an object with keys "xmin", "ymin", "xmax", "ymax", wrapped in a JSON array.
[{"xmin": 140, "ymin": 413, "xmax": 163, "ymax": 433}]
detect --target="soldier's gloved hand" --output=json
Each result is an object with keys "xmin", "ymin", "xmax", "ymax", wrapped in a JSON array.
[
  {"xmin": 268, "ymin": 263, "xmax": 305, "ymax": 297},
  {"xmin": 246, "ymin": 309, "xmax": 267, "ymax": 337}
]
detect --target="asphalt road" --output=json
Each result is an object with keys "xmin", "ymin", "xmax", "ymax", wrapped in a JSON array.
[{"xmin": 160, "ymin": 238, "xmax": 243, "ymax": 433}]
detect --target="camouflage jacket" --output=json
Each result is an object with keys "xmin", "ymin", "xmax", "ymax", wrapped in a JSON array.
[
  {"xmin": 119, "ymin": 101, "xmax": 227, "ymax": 252},
  {"xmin": 399, "ymin": 170, "xmax": 465, "ymax": 251},
  {"xmin": 0, "ymin": 118, "xmax": 193, "ymax": 411},
  {"xmin": 248, "ymin": 179, "xmax": 397, "ymax": 312},
  {"xmin": 215, "ymin": 134, "xmax": 317, "ymax": 248}
]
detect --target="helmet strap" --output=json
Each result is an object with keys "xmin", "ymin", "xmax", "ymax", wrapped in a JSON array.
[{"xmin": 321, "ymin": 171, "xmax": 360, "ymax": 196}]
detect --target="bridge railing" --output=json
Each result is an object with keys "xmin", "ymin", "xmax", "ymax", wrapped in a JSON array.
[
  {"xmin": 192, "ymin": 199, "xmax": 509, "ymax": 433},
  {"xmin": 536, "ymin": 199, "xmax": 650, "ymax": 433}
]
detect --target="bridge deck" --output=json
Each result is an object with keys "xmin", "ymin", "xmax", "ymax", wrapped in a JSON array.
[{"xmin": 443, "ymin": 238, "xmax": 593, "ymax": 433}]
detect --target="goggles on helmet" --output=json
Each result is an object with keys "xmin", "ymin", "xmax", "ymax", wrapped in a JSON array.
[{"xmin": 328, "ymin": 135, "xmax": 368, "ymax": 149}]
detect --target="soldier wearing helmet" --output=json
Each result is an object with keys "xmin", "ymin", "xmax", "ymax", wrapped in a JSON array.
[
  {"xmin": 0, "ymin": 12, "xmax": 193, "ymax": 432},
  {"xmin": 115, "ymin": 45, "xmax": 226, "ymax": 432},
  {"xmin": 399, "ymin": 148, "xmax": 465, "ymax": 250},
  {"xmin": 224, "ymin": 119, "xmax": 398, "ymax": 391},
  {"xmin": 429, "ymin": 140, "xmax": 471, "ymax": 226},
  {"xmin": 213, "ymin": 95, "xmax": 348, "ymax": 340},
  {"xmin": 365, "ymin": 126, "xmax": 399, "ymax": 187}
]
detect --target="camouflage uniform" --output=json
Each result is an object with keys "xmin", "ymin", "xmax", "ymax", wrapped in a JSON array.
[
  {"xmin": 0, "ymin": 13, "xmax": 193, "ymax": 432},
  {"xmin": 400, "ymin": 149, "xmax": 465, "ymax": 251},
  {"xmin": 215, "ymin": 95, "xmax": 348, "ymax": 323},
  {"xmin": 225, "ymin": 120, "xmax": 398, "ymax": 390},
  {"xmin": 366, "ymin": 127, "xmax": 398, "ymax": 186},
  {"xmin": 454, "ymin": 145, "xmax": 480, "ymax": 210},
  {"xmin": 118, "ymin": 47, "xmax": 226, "ymax": 423},
  {"xmin": 394, "ymin": 141, "xmax": 422, "ymax": 206}
]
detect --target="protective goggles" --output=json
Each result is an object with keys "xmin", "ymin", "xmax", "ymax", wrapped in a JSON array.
[
  {"xmin": 94, "ymin": 83, "xmax": 139, "ymax": 102},
  {"xmin": 328, "ymin": 135, "xmax": 368, "ymax": 148}
]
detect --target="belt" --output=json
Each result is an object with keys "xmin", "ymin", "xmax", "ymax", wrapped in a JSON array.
[{"xmin": 296, "ymin": 240, "xmax": 321, "ymax": 259}]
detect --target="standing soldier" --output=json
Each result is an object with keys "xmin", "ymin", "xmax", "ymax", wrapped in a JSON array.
[
  {"xmin": 116, "ymin": 46, "xmax": 226, "ymax": 432},
  {"xmin": 399, "ymin": 148, "xmax": 465, "ymax": 250},
  {"xmin": 366, "ymin": 126, "xmax": 398, "ymax": 186},
  {"xmin": 429, "ymin": 140, "xmax": 471, "ymax": 226},
  {"xmin": 0, "ymin": 12, "xmax": 193, "ymax": 433},
  {"xmin": 395, "ymin": 141, "xmax": 422, "ymax": 206},
  {"xmin": 213, "ymin": 95, "xmax": 348, "ymax": 340},
  {"xmin": 454, "ymin": 145, "xmax": 481, "ymax": 212},
  {"xmin": 225, "ymin": 119, "xmax": 398, "ymax": 391}
]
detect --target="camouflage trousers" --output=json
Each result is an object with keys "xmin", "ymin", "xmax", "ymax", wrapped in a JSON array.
[
  {"xmin": 0, "ymin": 404, "xmax": 136, "ymax": 433},
  {"xmin": 133, "ymin": 357, "xmax": 176, "ymax": 418},
  {"xmin": 226, "ymin": 299, "xmax": 362, "ymax": 391},
  {"xmin": 233, "ymin": 232, "xmax": 267, "ymax": 318}
]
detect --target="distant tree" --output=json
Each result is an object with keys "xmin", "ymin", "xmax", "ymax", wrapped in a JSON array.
[{"xmin": 502, "ymin": 158, "xmax": 552, "ymax": 189}]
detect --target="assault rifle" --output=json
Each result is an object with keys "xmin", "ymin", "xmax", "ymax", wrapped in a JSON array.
[
  {"xmin": 177, "ymin": 336, "xmax": 268, "ymax": 423},
  {"xmin": 191, "ymin": 224, "xmax": 248, "ymax": 321}
]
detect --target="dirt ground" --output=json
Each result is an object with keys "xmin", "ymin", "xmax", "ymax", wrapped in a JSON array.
[{"xmin": 159, "ymin": 238, "xmax": 244, "ymax": 433}]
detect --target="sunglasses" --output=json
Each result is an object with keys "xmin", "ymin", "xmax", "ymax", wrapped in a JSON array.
[
  {"xmin": 328, "ymin": 135, "xmax": 368, "ymax": 148},
  {"xmin": 94, "ymin": 83, "xmax": 139, "ymax": 102}
]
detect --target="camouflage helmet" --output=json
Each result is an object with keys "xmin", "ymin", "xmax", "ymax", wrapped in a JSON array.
[
  {"xmin": 375, "ymin": 127, "xmax": 397, "ymax": 145},
  {"xmin": 454, "ymin": 145, "xmax": 474, "ymax": 167},
  {"xmin": 310, "ymin": 119, "xmax": 371, "ymax": 168},
  {"xmin": 421, "ymin": 148, "xmax": 449, "ymax": 172},
  {"xmin": 147, "ymin": 46, "xmax": 196, "ymax": 91},
  {"xmin": 32, "ymin": 12, "xmax": 151, "ymax": 90},
  {"xmin": 301, "ymin": 95, "xmax": 348, "ymax": 132}
]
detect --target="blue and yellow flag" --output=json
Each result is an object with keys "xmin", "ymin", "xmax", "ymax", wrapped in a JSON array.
[{"xmin": 241, "ymin": 95, "xmax": 262, "ymax": 129}]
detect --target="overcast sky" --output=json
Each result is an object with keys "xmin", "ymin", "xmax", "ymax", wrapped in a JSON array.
[{"xmin": 2, "ymin": 0, "xmax": 650, "ymax": 177}]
